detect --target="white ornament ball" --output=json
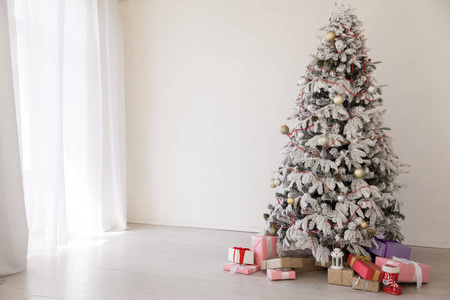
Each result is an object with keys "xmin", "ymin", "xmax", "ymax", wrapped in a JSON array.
[
  {"xmin": 367, "ymin": 86, "xmax": 377, "ymax": 94},
  {"xmin": 333, "ymin": 94, "xmax": 345, "ymax": 105},
  {"xmin": 354, "ymin": 168, "xmax": 365, "ymax": 178},
  {"xmin": 337, "ymin": 195, "xmax": 346, "ymax": 202},
  {"xmin": 297, "ymin": 131, "xmax": 305, "ymax": 139},
  {"xmin": 318, "ymin": 136, "xmax": 330, "ymax": 146},
  {"xmin": 325, "ymin": 31, "xmax": 336, "ymax": 42},
  {"xmin": 269, "ymin": 178, "xmax": 276, "ymax": 188},
  {"xmin": 298, "ymin": 77, "xmax": 308, "ymax": 86},
  {"xmin": 280, "ymin": 125, "xmax": 290, "ymax": 135}
]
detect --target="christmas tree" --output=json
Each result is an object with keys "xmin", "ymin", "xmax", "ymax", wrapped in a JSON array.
[{"xmin": 266, "ymin": 4, "xmax": 407, "ymax": 264}]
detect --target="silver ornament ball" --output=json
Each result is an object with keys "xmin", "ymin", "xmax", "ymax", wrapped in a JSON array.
[
  {"xmin": 367, "ymin": 86, "xmax": 377, "ymax": 94},
  {"xmin": 298, "ymin": 77, "xmax": 308, "ymax": 86},
  {"xmin": 269, "ymin": 178, "xmax": 276, "ymax": 188},
  {"xmin": 337, "ymin": 195, "xmax": 346, "ymax": 202}
]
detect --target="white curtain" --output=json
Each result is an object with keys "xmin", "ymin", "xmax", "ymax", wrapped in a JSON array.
[
  {"xmin": 0, "ymin": 0, "xmax": 28, "ymax": 277},
  {"xmin": 8, "ymin": 0, "xmax": 126, "ymax": 252}
]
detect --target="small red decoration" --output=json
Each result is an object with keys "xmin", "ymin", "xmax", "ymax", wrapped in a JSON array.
[{"xmin": 382, "ymin": 263, "xmax": 402, "ymax": 296}]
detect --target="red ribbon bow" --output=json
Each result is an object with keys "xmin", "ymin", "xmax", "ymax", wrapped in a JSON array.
[{"xmin": 233, "ymin": 247, "xmax": 250, "ymax": 264}]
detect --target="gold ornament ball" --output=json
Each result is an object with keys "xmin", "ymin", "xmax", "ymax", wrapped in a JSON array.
[
  {"xmin": 360, "ymin": 221, "xmax": 369, "ymax": 229},
  {"xmin": 287, "ymin": 197, "xmax": 295, "ymax": 205},
  {"xmin": 325, "ymin": 31, "xmax": 336, "ymax": 42},
  {"xmin": 333, "ymin": 94, "xmax": 345, "ymax": 105},
  {"xmin": 268, "ymin": 226, "xmax": 277, "ymax": 236},
  {"xmin": 318, "ymin": 136, "xmax": 330, "ymax": 146},
  {"xmin": 354, "ymin": 168, "xmax": 365, "ymax": 178},
  {"xmin": 269, "ymin": 178, "xmax": 276, "ymax": 188},
  {"xmin": 280, "ymin": 125, "xmax": 290, "ymax": 135}
]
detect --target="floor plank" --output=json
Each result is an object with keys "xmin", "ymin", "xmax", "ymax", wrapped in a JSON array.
[{"xmin": 0, "ymin": 223, "xmax": 449, "ymax": 299}]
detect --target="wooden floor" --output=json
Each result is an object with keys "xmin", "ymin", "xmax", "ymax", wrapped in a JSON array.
[{"xmin": 0, "ymin": 223, "xmax": 449, "ymax": 299}]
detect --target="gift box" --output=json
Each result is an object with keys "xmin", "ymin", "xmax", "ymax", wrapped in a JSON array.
[
  {"xmin": 228, "ymin": 247, "xmax": 254, "ymax": 265},
  {"xmin": 368, "ymin": 238, "xmax": 411, "ymax": 259},
  {"xmin": 267, "ymin": 268, "xmax": 296, "ymax": 281},
  {"xmin": 295, "ymin": 257, "xmax": 327, "ymax": 273},
  {"xmin": 327, "ymin": 267, "xmax": 354, "ymax": 286},
  {"xmin": 250, "ymin": 235, "xmax": 277, "ymax": 266},
  {"xmin": 223, "ymin": 262, "xmax": 260, "ymax": 275},
  {"xmin": 375, "ymin": 256, "xmax": 430, "ymax": 288},
  {"xmin": 352, "ymin": 275, "xmax": 381, "ymax": 292},
  {"xmin": 347, "ymin": 254, "xmax": 383, "ymax": 282},
  {"xmin": 260, "ymin": 257, "xmax": 303, "ymax": 270}
]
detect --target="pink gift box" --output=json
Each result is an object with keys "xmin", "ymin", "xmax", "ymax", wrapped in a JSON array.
[
  {"xmin": 375, "ymin": 257, "xmax": 430, "ymax": 285},
  {"xmin": 267, "ymin": 269, "xmax": 296, "ymax": 281},
  {"xmin": 251, "ymin": 235, "xmax": 277, "ymax": 266},
  {"xmin": 223, "ymin": 262, "xmax": 260, "ymax": 275}
]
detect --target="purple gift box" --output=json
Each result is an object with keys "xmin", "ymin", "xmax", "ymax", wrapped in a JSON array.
[{"xmin": 368, "ymin": 238, "xmax": 411, "ymax": 259}]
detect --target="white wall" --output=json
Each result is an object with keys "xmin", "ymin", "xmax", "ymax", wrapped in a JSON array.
[{"xmin": 119, "ymin": 0, "xmax": 450, "ymax": 248}]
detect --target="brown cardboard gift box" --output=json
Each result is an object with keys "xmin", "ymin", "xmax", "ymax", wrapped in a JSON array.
[
  {"xmin": 294, "ymin": 257, "xmax": 327, "ymax": 273},
  {"xmin": 327, "ymin": 267, "xmax": 354, "ymax": 286},
  {"xmin": 352, "ymin": 275, "xmax": 381, "ymax": 292},
  {"xmin": 260, "ymin": 257, "xmax": 303, "ymax": 270}
]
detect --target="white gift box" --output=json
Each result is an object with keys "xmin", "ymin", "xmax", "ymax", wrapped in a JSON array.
[{"xmin": 228, "ymin": 247, "xmax": 254, "ymax": 265}]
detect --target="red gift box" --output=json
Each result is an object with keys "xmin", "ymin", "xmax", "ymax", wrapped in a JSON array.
[{"xmin": 347, "ymin": 254, "xmax": 384, "ymax": 282}]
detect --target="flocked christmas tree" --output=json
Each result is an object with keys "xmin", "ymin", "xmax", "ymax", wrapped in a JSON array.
[{"xmin": 265, "ymin": 4, "xmax": 407, "ymax": 264}]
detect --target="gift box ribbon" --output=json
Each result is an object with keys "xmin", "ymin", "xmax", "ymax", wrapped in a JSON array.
[
  {"xmin": 375, "ymin": 237, "xmax": 400, "ymax": 257},
  {"xmin": 355, "ymin": 276, "xmax": 369, "ymax": 291},
  {"xmin": 233, "ymin": 247, "xmax": 250, "ymax": 265},
  {"xmin": 349, "ymin": 255, "xmax": 381, "ymax": 281},
  {"xmin": 388, "ymin": 256, "xmax": 423, "ymax": 289}
]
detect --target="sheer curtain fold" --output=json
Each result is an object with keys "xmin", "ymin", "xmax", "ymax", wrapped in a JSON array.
[
  {"xmin": 0, "ymin": 0, "xmax": 28, "ymax": 277},
  {"xmin": 8, "ymin": 0, "xmax": 126, "ymax": 253}
]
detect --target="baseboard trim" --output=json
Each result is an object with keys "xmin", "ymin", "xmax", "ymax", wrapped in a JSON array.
[
  {"xmin": 128, "ymin": 219, "xmax": 262, "ymax": 234},
  {"xmin": 403, "ymin": 240, "xmax": 450, "ymax": 249},
  {"xmin": 128, "ymin": 220, "xmax": 450, "ymax": 249}
]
